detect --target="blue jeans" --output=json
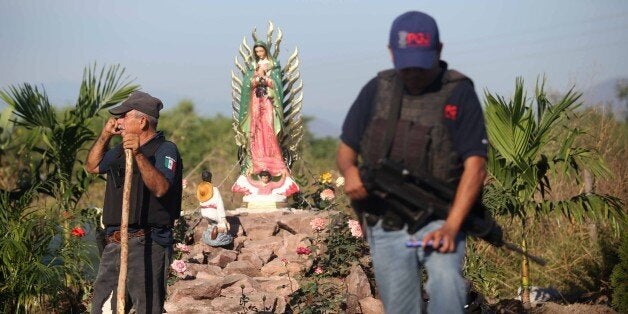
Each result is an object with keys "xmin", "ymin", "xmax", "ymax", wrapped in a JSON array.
[
  {"xmin": 367, "ymin": 219, "xmax": 467, "ymax": 314},
  {"xmin": 91, "ymin": 235, "xmax": 171, "ymax": 314}
]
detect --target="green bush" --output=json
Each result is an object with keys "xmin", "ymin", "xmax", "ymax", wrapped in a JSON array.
[
  {"xmin": 0, "ymin": 188, "xmax": 93, "ymax": 313},
  {"xmin": 288, "ymin": 211, "xmax": 373, "ymax": 312}
]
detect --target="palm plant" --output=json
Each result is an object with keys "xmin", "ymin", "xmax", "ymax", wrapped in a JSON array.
[
  {"xmin": 0, "ymin": 107, "xmax": 15, "ymax": 157},
  {"xmin": 1, "ymin": 64, "xmax": 138, "ymax": 208},
  {"xmin": 0, "ymin": 63, "xmax": 138, "ymax": 311},
  {"xmin": 483, "ymin": 78, "xmax": 624, "ymax": 308}
]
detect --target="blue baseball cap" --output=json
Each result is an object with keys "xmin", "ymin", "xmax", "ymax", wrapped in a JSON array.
[{"xmin": 389, "ymin": 11, "xmax": 440, "ymax": 70}]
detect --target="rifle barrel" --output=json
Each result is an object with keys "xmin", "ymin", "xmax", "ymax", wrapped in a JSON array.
[{"xmin": 503, "ymin": 242, "xmax": 547, "ymax": 266}]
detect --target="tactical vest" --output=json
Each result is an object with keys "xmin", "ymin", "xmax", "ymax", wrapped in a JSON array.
[
  {"xmin": 102, "ymin": 133, "xmax": 182, "ymax": 227},
  {"xmin": 361, "ymin": 69, "xmax": 469, "ymax": 186}
]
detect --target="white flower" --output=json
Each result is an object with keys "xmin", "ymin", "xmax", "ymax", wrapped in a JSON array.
[{"xmin": 335, "ymin": 176, "xmax": 345, "ymax": 188}]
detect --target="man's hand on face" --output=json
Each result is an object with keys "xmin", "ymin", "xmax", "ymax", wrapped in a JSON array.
[
  {"xmin": 122, "ymin": 133, "xmax": 140, "ymax": 155},
  {"xmin": 103, "ymin": 117, "xmax": 121, "ymax": 137}
]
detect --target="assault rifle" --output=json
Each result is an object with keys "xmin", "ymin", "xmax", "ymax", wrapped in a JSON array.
[{"xmin": 361, "ymin": 159, "xmax": 546, "ymax": 266}]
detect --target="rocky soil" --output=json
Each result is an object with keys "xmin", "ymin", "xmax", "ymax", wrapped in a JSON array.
[
  {"xmin": 163, "ymin": 209, "xmax": 618, "ymax": 314},
  {"xmin": 164, "ymin": 210, "xmax": 383, "ymax": 314}
]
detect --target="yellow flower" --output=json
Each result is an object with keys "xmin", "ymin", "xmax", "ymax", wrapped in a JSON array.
[{"xmin": 319, "ymin": 171, "xmax": 333, "ymax": 184}]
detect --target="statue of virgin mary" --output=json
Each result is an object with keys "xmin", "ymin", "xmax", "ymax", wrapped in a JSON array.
[{"xmin": 231, "ymin": 22, "xmax": 303, "ymax": 209}]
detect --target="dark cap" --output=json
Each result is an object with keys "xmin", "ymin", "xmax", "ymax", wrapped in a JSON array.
[
  {"xmin": 389, "ymin": 11, "xmax": 440, "ymax": 70},
  {"xmin": 109, "ymin": 91, "xmax": 163, "ymax": 118}
]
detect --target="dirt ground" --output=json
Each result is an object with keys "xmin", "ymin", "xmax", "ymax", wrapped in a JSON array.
[
  {"xmin": 531, "ymin": 302, "xmax": 617, "ymax": 314},
  {"xmin": 483, "ymin": 299, "xmax": 617, "ymax": 314}
]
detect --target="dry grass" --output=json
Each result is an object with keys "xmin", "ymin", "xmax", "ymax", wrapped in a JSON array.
[
  {"xmin": 549, "ymin": 106, "xmax": 627, "ymax": 204},
  {"xmin": 466, "ymin": 215, "xmax": 620, "ymax": 301}
]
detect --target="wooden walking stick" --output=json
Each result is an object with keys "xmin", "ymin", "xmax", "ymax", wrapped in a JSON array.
[{"xmin": 116, "ymin": 149, "xmax": 133, "ymax": 313}]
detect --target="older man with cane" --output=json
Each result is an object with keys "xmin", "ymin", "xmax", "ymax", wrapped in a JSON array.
[{"xmin": 85, "ymin": 91, "xmax": 183, "ymax": 313}]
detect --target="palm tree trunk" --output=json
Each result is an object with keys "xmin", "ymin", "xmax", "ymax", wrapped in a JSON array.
[
  {"xmin": 520, "ymin": 219, "xmax": 531, "ymax": 309},
  {"xmin": 116, "ymin": 149, "xmax": 133, "ymax": 314}
]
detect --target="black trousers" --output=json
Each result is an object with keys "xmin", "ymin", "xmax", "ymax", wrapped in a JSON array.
[{"xmin": 91, "ymin": 235, "xmax": 171, "ymax": 314}]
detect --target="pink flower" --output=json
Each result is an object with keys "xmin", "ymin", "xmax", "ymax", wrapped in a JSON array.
[
  {"xmin": 171, "ymin": 259, "xmax": 187, "ymax": 274},
  {"xmin": 71, "ymin": 226, "xmax": 86, "ymax": 237},
  {"xmin": 309, "ymin": 217, "xmax": 327, "ymax": 232},
  {"xmin": 182, "ymin": 179, "xmax": 188, "ymax": 189},
  {"xmin": 314, "ymin": 266, "xmax": 324, "ymax": 274},
  {"xmin": 320, "ymin": 188, "xmax": 335, "ymax": 201},
  {"xmin": 175, "ymin": 243, "xmax": 190, "ymax": 253},
  {"xmin": 281, "ymin": 258, "xmax": 288, "ymax": 265},
  {"xmin": 296, "ymin": 246, "xmax": 312, "ymax": 255},
  {"xmin": 348, "ymin": 219, "xmax": 363, "ymax": 238}
]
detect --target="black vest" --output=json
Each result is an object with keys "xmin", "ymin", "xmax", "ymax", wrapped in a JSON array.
[
  {"xmin": 102, "ymin": 133, "xmax": 182, "ymax": 227},
  {"xmin": 361, "ymin": 69, "xmax": 469, "ymax": 186}
]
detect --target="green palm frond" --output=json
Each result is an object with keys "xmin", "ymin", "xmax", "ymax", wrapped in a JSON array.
[
  {"xmin": 485, "ymin": 77, "xmax": 623, "ymax": 223},
  {"xmin": 485, "ymin": 85, "xmax": 535, "ymax": 170},
  {"xmin": 0, "ymin": 84, "xmax": 56, "ymax": 130},
  {"xmin": 536, "ymin": 193, "xmax": 623, "ymax": 232},
  {"xmin": 0, "ymin": 107, "xmax": 15, "ymax": 150},
  {"xmin": 0, "ymin": 187, "xmax": 64, "ymax": 312},
  {"xmin": 73, "ymin": 63, "xmax": 139, "ymax": 122}
]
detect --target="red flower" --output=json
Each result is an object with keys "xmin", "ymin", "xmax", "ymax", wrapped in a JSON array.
[
  {"xmin": 71, "ymin": 226, "xmax": 86, "ymax": 237},
  {"xmin": 296, "ymin": 246, "xmax": 311, "ymax": 255}
]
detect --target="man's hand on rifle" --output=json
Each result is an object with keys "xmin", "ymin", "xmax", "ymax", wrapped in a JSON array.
[
  {"xmin": 337, "ymin": 142, "xmax": 368, "ymax": 200},
  {"xmin": 343, "ymin": 166, "xmax": 368, "ymax": 200},
  {"xmin": 422, "ymin": 222, "xmax": 460, "ymax": 253},
  {"xmin": 422, "ymin": 156, "xmax": 486, "ymax": 253}
]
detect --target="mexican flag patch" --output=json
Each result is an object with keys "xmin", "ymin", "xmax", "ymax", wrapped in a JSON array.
[{"xmin": 165, "ymin": 156, "xmax": 176, "ymax": 171}]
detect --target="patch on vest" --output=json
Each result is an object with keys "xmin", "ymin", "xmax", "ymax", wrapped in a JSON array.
[
  {"xmin": 444, "ymin": 104, "xmax": 458, "ymax": 120},
  {"xmin": 165, "ymin": 156, "xmax": 177, "ymax": 171}
]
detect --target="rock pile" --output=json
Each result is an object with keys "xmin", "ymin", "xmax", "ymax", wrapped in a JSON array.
[{"xmin": 164, "ymin": 210, "xmax": 384, "ymax": 314}]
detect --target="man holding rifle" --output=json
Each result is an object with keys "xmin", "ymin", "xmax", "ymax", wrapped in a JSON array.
[
  {"xmin": 86, "ymin": 91, "xmax": 182, "ymax": 314},
  {"xmin": 337, "ymin": 11, "xmax": 488, "ymax": 314}
]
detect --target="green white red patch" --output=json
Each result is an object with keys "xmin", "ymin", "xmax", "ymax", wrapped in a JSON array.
[{"xmin": 165, "ymin": 156, "xmax": 176, "ymax": 171}]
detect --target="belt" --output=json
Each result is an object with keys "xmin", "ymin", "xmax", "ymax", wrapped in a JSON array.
[
  {"xmin": 362, "ymin": 207, "xmax": 433, "ymax": 234},
  {"xmin": 106, "ymin": 228, "xmax": 151, "ymax": 245}
]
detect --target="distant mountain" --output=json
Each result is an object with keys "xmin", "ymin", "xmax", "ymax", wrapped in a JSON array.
[
  {"xmin": 581, "ymin": 77, "xmax": 627, "ymax": 119},
  {"xmin": 308, "ymin": 117, "xmax": 341, "ymax": 138}
]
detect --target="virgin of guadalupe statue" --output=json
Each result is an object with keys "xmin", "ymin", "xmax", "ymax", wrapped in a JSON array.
[
  {"xmin": 238, "ymin": 41, "xmax": 285, "ymax": 175},
  {"xmin": 231, "ymin": 22, "xmax": 303, "ymax": 208}
]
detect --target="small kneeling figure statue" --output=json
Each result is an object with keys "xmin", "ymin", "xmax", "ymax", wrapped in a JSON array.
[{"xmin": 197, "ymin": 170, "xmax": 233, "ymax": 246}]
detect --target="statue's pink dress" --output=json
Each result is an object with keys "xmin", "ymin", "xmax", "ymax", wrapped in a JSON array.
[{"xmin": 249, "ymin": 73, "xmax": 286, "ymax": 175}]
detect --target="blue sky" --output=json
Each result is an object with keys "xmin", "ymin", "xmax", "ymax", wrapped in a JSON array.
[{"xmin": 1, "ymin": 0, "xmax": 627, "ymax": 136}]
